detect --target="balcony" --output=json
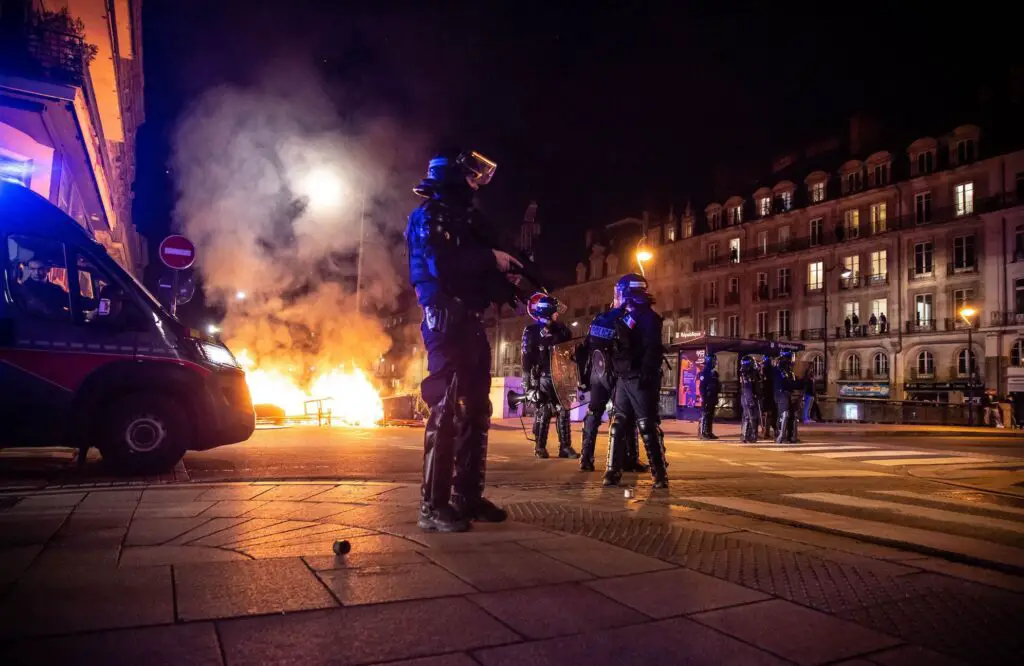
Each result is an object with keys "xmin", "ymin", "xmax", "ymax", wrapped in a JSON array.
[
  {"xmin": 991, "ymin": 311, "xmax": 1024, "ymax": 327},
  {"xmin": 906, "ymin": 319, "xmax": 937, "ymax": 333},
  {"xmin": 836, "ymin": 324, "xmax": 868, "ymax": 338},
  {"xmin": 801, "ymin": 328, "xmax": 825, "ymax": 340},
  {"xmin": 909, "ymin": 368, "xmax": 937, "ymax": 381},
  {"xmin": 805, "ymin": 283, "xmax": 824, "ymax": 295},
  {"xmin": 753, "ymin": 286, "xmax": 770, "ymax": 302},
  {"xmin": 703, "ymin": 297, "xmax": 720, "ymax": 309},
  {"xmin": 0, "ymin": 18, "xmax": 92, "ymax": 87},
  {"xmin": 725, "ymin": 292, "xmax": 741, "ymax": 306},
  {"xmin": 947, "ymin": 262, "xmax": 979, "ymax": 276},
  {"xmin": 772, "ymin": 288, "xmax": 793, "ymax": 300},
  {"xmin": 838, "ymin": 275, "xmax": 861, "ymax": 290},
  {"xmin": 908, "ymin": 267, "xmax": 935, "ymax": 281},
  {"xmin": 864, "ymin": 273, "xmax": 889, "ymax": 288},
  {"xmin": 839, "ymin": 369, "xmax": 863, "ymax": 380},
  {"xmin": 945, "ymin": 317, "xmax": 979, "ymax": 331},
  {"xmin": 776, "ymin": 330, "xmax": 794, "ymax": 341},
  {"xmin": 870, "ymin": 368, "xmax": 890, "ymax": 380}
]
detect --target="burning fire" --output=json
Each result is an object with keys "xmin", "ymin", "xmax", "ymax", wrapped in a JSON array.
[{"xmin": 238, "ymin": 350, "xmax": 384, "ymax": 427}]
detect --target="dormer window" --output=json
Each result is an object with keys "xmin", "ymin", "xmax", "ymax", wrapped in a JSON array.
[
  {"xmin": 665, "ymin": 224, "xmax": 677, "ymax": 242},
  {"xmin": 778, "ymin": 191, "xmax": 793, "ymax": 211},
  {"xmin": 811, "ymin": 182, "xmax": 825, "ymax": 203},
  {"xmin": 709, "ymin": 210, "xmax": 721, "ymax": 230},
  {"xmin": 729, "ymin": 206, "xmax": 743, "ymax": 225},
  {"xmin": 758, "ymin": 197, "xmax": 771, "ymax": 217},
  {"xmin": 872, "ymin": 164, "xmax": 889, "ymax": 186},
  {"xmin": 916, "ymin": 151, "xmax": 934, "ymax": 175},
  {"xmin": 956, "ymin": 138, "xmax": 976, "ymax": 165},
  {"xmin": 844, "ymin": 172, "xmax": 861, "ymax": 194}
]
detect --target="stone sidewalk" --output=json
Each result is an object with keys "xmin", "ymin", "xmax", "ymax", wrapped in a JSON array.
[{"xmin": 0, "ymin": 480, "xmax": 1021, "ymax": 665}]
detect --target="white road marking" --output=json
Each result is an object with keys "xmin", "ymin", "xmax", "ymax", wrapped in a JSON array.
[
  {"xmin": 770, "ymin": 446, "xmax": 878, "ymax": 453},
  {"xmin": 867, "ymin": 457, "xmax": 994, "ymax": 467},
  {"xmin": 683, "ymin": 496, "xmax": 1024, "ymax": 569},
  {"xmin": 787, "ymin": 492, "xmax": 1024, "ymax": 534},
  {"xmin": 871, "ymin": 491, "xmax": 1024, "ymax": 517},
  {"xmin": 811, "ymin": 449, "xmax": 939, "ymax": 459},
  {"xmin": 769, "ymin": 470, "xmax": 892, "ymax": 478}
]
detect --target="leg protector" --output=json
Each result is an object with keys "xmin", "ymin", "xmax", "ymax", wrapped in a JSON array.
[{"xmin": 637, "ymin": 418, "xmax": 668, "ymax": 487}]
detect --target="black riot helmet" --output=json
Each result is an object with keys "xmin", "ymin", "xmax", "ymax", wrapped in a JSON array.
[
  {"xmin": 778, "ymin": 350, "xmax": 795, "ymax": 367},
  {"xmin": 413, "ymin": 150, "xmax": 497, "ymax": 199},
  {"xmin": 740, "ymin": 356, "xmax": 754, "ymax": 371},
  {"xmin": 614, "ymin": 273, "xmax": 651, "ymax": 307},
  {"xmin": 527, "ymin": 292, "xmax": 559, "ymax": 322}
]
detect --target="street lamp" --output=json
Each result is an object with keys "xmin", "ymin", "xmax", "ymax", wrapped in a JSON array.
[
  {"xmin": 822, "ymin": 262, "xmax": 853, "ymax": 390},
  {"xmin": 635, "ymin": 237, "xmax": 653, "ymax": 277},
  {"xmin": 960, "ymin": 305, "xmax": 977, "ymax": 426}
]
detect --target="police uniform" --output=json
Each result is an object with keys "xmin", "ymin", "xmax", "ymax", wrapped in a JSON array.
[
  {"xmin": 605, "ymin": 274, "xmax": 668, "ymax": 489},
  {"xmin": 697, "ymin": 356, "xmax": 720, "ymax": 440},
  {"xmin": 521, "ymin": 317, "xmax": 578, "ymax": 458},
  {"xmin": 773, "ymin": 353, "xmax": 799, "ymax": 444},
  {"xmin": 406, "ymin": 150, "xmax": 513, "ymax": 532},
  {"xmin": 739, "ymin": 357, "xmax": 761, "ymax": 443},
  {"xmin": 577, "ymin": 307, "xmax": 641, "ymax": 472},
  {"xmin": 759, "ymin": 358, "xmax": 778, "ymax": 440}
]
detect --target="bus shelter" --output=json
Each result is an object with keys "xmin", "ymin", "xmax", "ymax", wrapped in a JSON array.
[{"xmin": 665, "ymin": 333, "xmax": 804, "ymax": 420}]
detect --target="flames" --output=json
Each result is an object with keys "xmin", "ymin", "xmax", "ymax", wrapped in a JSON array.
[{"xmin": 238, "ymin": 350, "xmax": 384, "ymax": 427}]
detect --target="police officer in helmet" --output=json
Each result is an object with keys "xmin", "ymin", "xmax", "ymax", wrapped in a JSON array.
[
  {"xmin": 739, "ymin": 356, "xmax": 761, "ymax": 443},
  {"xmin": 605, "ymin": 273, "xmax": 668, "ymax": 488},
  {"xmin": 697, "ymin": 354, "xmax": 720, "ymax": 440},
  {"xmin": 522, "ymin": 293, "xmax": 580, "ymax": 459},
  {"xmin": 406, "ymin": 149, "xmax": 521, "ymax": 532},
  {"xmin": 773, "ymin": 350, "xmax": 800, "ymax": 444},
  {"xmin": 576, "ymin": 286, "xmax": 643, "ymax": 473}
]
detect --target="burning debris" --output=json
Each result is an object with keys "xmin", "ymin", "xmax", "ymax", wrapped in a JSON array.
[{"xmin": 170, "ymin": 62, "xmax": 427, "ymax": 424}]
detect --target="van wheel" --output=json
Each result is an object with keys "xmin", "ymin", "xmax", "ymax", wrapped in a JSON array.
[{"xmin": 99, "ymin": 394, "xmax": 191, "ymax": 475}]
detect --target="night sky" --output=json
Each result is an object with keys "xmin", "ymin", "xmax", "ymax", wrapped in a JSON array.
[{"xmin": 135, "ymin": 2, "xmax": 1019, "ymax": 297}]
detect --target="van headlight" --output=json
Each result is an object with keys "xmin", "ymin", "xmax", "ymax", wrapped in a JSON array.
[{"xmin": 199, "ymin": 341, "xmax": 239, "ymax": 368}]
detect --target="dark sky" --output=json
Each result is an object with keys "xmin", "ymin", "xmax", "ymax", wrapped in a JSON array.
[{"xmin": 135, "ymin": 2, "xmax": 1019, "ymax": 291}]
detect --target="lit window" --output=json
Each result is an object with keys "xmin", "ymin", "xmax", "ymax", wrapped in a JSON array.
[
  {"xmin": 707, "ymin": 317, "xmax": 718, "ymax": 336},
  {"xmin": 1012, "ymin": 340, "xmax": 1024, "ymax": 367},
  {"xmin": 810, "ymin": 355, "xmax": 824, "ymax": 379},
  {"xmin": 730, "ymin": 205, "xmax": 743, "ymax": 225},
  {"xmin": 811, "ymin": 181, "xmax": 825, "ymax": 203},
  {"xmin": 779, "ymin": 191, "xmax": 792, "ymax": 211},
  {"xmin": 759, "ymin": 197, "xmax": 771, "ymax": 217},
  {"xmin": 666, "ymin": 225, "xmax": 677, "ymax": 242},
  {"xmin": 807, "ymin": 261, "xmax": 823, "ymax": 291},
  {"xmin": 873, "ymin": 352, "xmax": 889, "ymax": 377},
  {"xmin": 957, "ymin": 348, "xmax": 976, "ymax": 377},
  {"xmin": 844, "ymin": 209, "xmax": 860, "ymax": 239},
  {"xmin": 870, "ymin": 202, "xmax": 886, "ymax": 234},
  {"xmin": 955, "ymin": 182, "xmax": 974, "ymax": 216},
  {"xmin": 917, "ymin": 350, "xmax": 935, "ymax": 376},
  {"xmin": 729, "ymin": 238, "xmax": 741, "ymax": 263}
]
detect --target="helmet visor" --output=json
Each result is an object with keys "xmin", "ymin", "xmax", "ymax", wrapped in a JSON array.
[{"xmin": 458, "ymin": 150, "xmax": 497, "ymax": 186}]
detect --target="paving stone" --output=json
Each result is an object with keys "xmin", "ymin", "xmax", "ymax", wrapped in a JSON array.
[
  {"xmin": 121, "ymin": 545, "xmax": 251, "ymax": 567},
  {"xmin": 249, "ymin": 484, "xmax": 337, "ymax": 501},
  {"xmin": 866, "ymin": 644, "xmax": 968, "ymax": 665},
  {"xmin": 692, "ymin": 599, "xmax": 902, "ymax": 665},
  {"xmin": 227, "ymin": 522, "xmax": 360, "ymax": 548},
  {"xmin": 0, "ymin": 565, "xmax": 173, "ymax": 637},
  {"xmin": 218, "ymin": 597, "xmax": 519, "ymax": 665},
  {"xmin": 169, "ymin": 517, "xmax": 253, "ymax": 544},
  {"xmin": 407, "ymin": 527, "xmax": 557, "ymax": 550},
  {"xmin": 197, "ymin": 486, "xmax": 272, "ymax": 501},
  {"xmin": 190, "ymin": 519, "xmax": 312, "ymax": 547},
  {"xmin": 201, "ymin": 500, "xmax": 271, "ymax": 517},
  {"xmin": 260, "ymin": 501, "xmax": 356, "ymax": 521},
  {"xmin": 28, "ymin": 545, "xmax": 120, "ymax": 575},
  {"xmin": 78, "ymin": 490, "xmax": 142, "ymax": 507},
  {"xmin": 473, "ymin": 616, "xmax": 789, "ymax": 665},
  {"xmin": 133, "ymin": 502, "xmax": 217, "ymax": 518},
  {"xmin": 50, "ymin": 525, "xmax": 126, "ymax": 548},
  {"xmin": 319, "ymin": 561, "xmax": 475, "ymax": 605},
  {"xmin": 423, "ymin": 542, "xmax": 590, "ymax": 591},
  {"xmin": 126, "ymin": 517, "xmax": 212, "ymax": 546},
  {"xmin": 62, "ymin": 510, "xmax": 133, "ymax": 531},
  {"xmin": 470, "ymin": 582, "xmax": 647, "ymax": 639},
  {"xmin": 0, "ymin": 545, "xmax": 41, "ymax": 585},
  {"xmin": 305, "ymin": 549, "xmax": 427, "ymax": 571},
  {"xmin": 586, "ymin": 568, "xmax": 770, "ymax": 619},
  {"xmin": 0, "ymin": 515, "xmax": 66, "ymax": 545},
  {"xmin": 306, "ymin": 484, "xmax": 401, "ymax": 503},
  {"xmin": 175, "ymin": 557, "xmax": 337, "ymax": 620},
  {"xmin": 12, "ymin": 492, "xmax": 85, "ymax": 508},
  {"xmin": 900, "ymin": 557, "xmax": 1024, "ymax": 592},
  {"xmin": 140, "ymin": 488, "xmax": 210, "ymax": 504},
  {"xmin": 3, "ymin": 621, "xmax": 223, "ymax": 666},
  {"xmin": 323, "ymin": 502, "xmax": 421, "ymax": 529},
  {"xmin": 522, "ymin": 535, "xmax": 676, "ymax": 577}
]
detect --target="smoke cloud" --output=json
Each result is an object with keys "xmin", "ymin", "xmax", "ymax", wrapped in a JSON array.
[{"xmin": 171, "ymin": 62, "xmax": 426, "ymax": 379}]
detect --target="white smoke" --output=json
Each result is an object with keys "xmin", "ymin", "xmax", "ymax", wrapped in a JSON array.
[{"xmin": 170, "ymin": 63, "xmax": 426, "ymax": 377}]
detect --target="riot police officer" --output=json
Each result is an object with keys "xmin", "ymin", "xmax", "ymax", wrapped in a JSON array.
[
  {"xmin": 739, "ymin": 356, "xmax": 761, "ymax": 443},
  {"xmin": 604, "ymin": 274, "xmax": 668, "ymax": 489},
  {"xmin": 406, "ymin": 149, "xmax": 520, "ymax": 533},
  {"xmin": 760, "ymin": 357, "xmax": 778, "ymax": 440},
  {"xmin": 522, "ymin": 294, "xmax": 580, "ymax": 459},
  {"xmin": 697, "ymin": 354, "xmax": 720, "ymax": 440},
  {"xmin": 773, "ymin": 351, "xmax": 799, "ymax": 443},
  {"xmin": 577, "ymin": 292, "xmax": 643, "ymax": 473}
]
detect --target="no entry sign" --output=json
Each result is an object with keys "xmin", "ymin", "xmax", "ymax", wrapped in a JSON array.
[{"xmin": 159, "ymin": 234, "xmax": 196, "ymax": 271}]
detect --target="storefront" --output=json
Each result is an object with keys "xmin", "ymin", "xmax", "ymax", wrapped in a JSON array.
[{"xmin": 904, "ymin": 380, "xmax": 983, "ymax": 404}]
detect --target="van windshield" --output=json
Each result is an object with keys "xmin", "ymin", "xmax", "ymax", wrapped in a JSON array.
[{"xmin": 93, "ymin": 245, "xmax": 176, "ymax": 320}]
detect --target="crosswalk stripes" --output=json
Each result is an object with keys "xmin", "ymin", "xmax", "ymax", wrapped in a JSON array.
[
  {"xmin": 683, "ymin": 492, "xmax": 1024, "ymax": 570},
  {"xmin": 711, "ymin": 438, "xmax": 1000, "ymax": 468}
]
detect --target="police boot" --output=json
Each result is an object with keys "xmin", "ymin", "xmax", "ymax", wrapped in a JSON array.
[
  {"xmin": 418, "ymin": 503, "xmax": 470, "ymax": 533},
  {"xmin": 789, "ymin": 413, "xmax": 800, "ymax": 443},
  {"xmin": 697, "ymin": 413, "xmax": 708, "ymax": 440},
  {"xmin": 602, "ymin": 416, "xmax": 626, "ymax": 487},
  {"xmin": 638, "ymin": 418, "xmax": 668, "ymax": 489},
  {"xmin": 454, "ymin": 496, "xmax": 507, "ymax": 523},
  {"xmin": 622, "ymin": 425, "xmax": 648, "ymax": 473},
  {"xmin": 775, "ymin": 411, "xmax": 789, "ymax": 445},
  {"xmin": 533, "ymin": 403, "xmax": 551, "ymax": 458},
  {"xmin": 579, "ymin": 409, "xmax": 601, "ymax": 471},
  {"xmin": 555, "ymin": 409, "xmax": 580, "ymax": 459}
]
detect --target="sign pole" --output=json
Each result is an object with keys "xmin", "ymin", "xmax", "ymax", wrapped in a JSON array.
[{"xmin": 170, "ymin": 269, "xmax": 180, "ymax": 317}]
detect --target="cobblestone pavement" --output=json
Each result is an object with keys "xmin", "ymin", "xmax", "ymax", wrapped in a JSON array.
[{"xmin": 1, "ymin": 480, "xmax": 1021, "ymax": 665}]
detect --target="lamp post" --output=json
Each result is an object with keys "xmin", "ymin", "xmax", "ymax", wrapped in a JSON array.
[
  {"xmin": 822, "ymin": 261, "xmax": 853, "ymax": 391},
  {"xmin": 960, "ymin": 306, "xmax": 977, "ymax": 426},
  {"xmin": 635, "ymin": 237, "xmax": 653, "ymax": 277}
]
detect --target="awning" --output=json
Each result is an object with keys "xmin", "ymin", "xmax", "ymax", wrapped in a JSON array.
[{"xmin": 667, "ymin": 333, "xmax": 804, "ymax": 356}]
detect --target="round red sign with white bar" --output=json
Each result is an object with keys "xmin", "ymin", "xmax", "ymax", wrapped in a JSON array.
[{"xmin": 158, "ymin": 234, "xmax": 196, "ymax": 271}]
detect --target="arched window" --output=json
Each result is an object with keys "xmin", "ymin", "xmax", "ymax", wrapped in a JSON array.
[
  {"xmin": 872, "ymin": 352, "xmax": 889, "ymax": 377},
  {"xmin": 957, "ymin": 348, "xmax": 977, "ymax": 377},
  {"xmin": 809, "ymin": 354, "xmax": 825, "ymax": 380},
  {"xmin": 844, "ymin": 354, "xmax": 861, "ymax": 377},
  {"xmin": 917, "ymin": 350, "xmax": 935, "ymax": 377},
  {"xmin": 1012, "ymin": 339, "xmax": 1024, "ymax": 367}
]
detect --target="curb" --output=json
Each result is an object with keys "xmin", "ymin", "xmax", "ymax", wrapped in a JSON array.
[{"xmin": 674, "ymin": 497, "xmax": 1024, "ymax": 577}]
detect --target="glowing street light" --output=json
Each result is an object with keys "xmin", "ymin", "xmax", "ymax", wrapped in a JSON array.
[
  {"xmin": 300, "ymin": 167, "xmax": 345, "ymax": 213},
  {"xmin": 960, "ymin": 304, "xmax": 978, "ymax": 426},
  {"xmin": 635, "ymin": 237, "xmax": 653, "ymax": 276},
  {"xmin": 235, "ymin": 291, "xmax": 247, "ymax": 301},
  {"xmin": 959, "ymin": 306, "xmax": 977, "ymax": 322},
  {"xmin": 207, "ymin": 324, "xmax": 220, "ymax": 335}
]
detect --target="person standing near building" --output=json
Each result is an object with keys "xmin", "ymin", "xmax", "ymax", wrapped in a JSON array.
[
  {"xmin": 801, "ymin": 366, "xmax": 817, "ymax": 424},
  {"xmin": 522, "ymin": 293, "xmax": 580, "ymax": 459},
  {"xmin": 697, "ymin": 354, "xmax": 720, "ymax": 440},
  {"xmin": 604, "ymin": 274, "xmax": 669, "ymax": 489},
  {"xmin": 739, "ymin": 356, "xmax": 761, "ymax": 443},
  {"xmin": 406, "ymin": 149, "xmax": 520, "ymax": 533},
  {"xmin": 774, "ymin": 351, "xmax": 800, "ymax": 443}
]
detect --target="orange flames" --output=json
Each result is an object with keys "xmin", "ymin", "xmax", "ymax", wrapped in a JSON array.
[{"xmin": 238, "ymin": 350, "xmax": 384, "ymax": 427}]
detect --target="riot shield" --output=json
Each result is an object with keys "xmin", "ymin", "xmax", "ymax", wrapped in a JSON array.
[{"xmin": 550, "ymin": 339, "xmax": 583, "ymax": 410}]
